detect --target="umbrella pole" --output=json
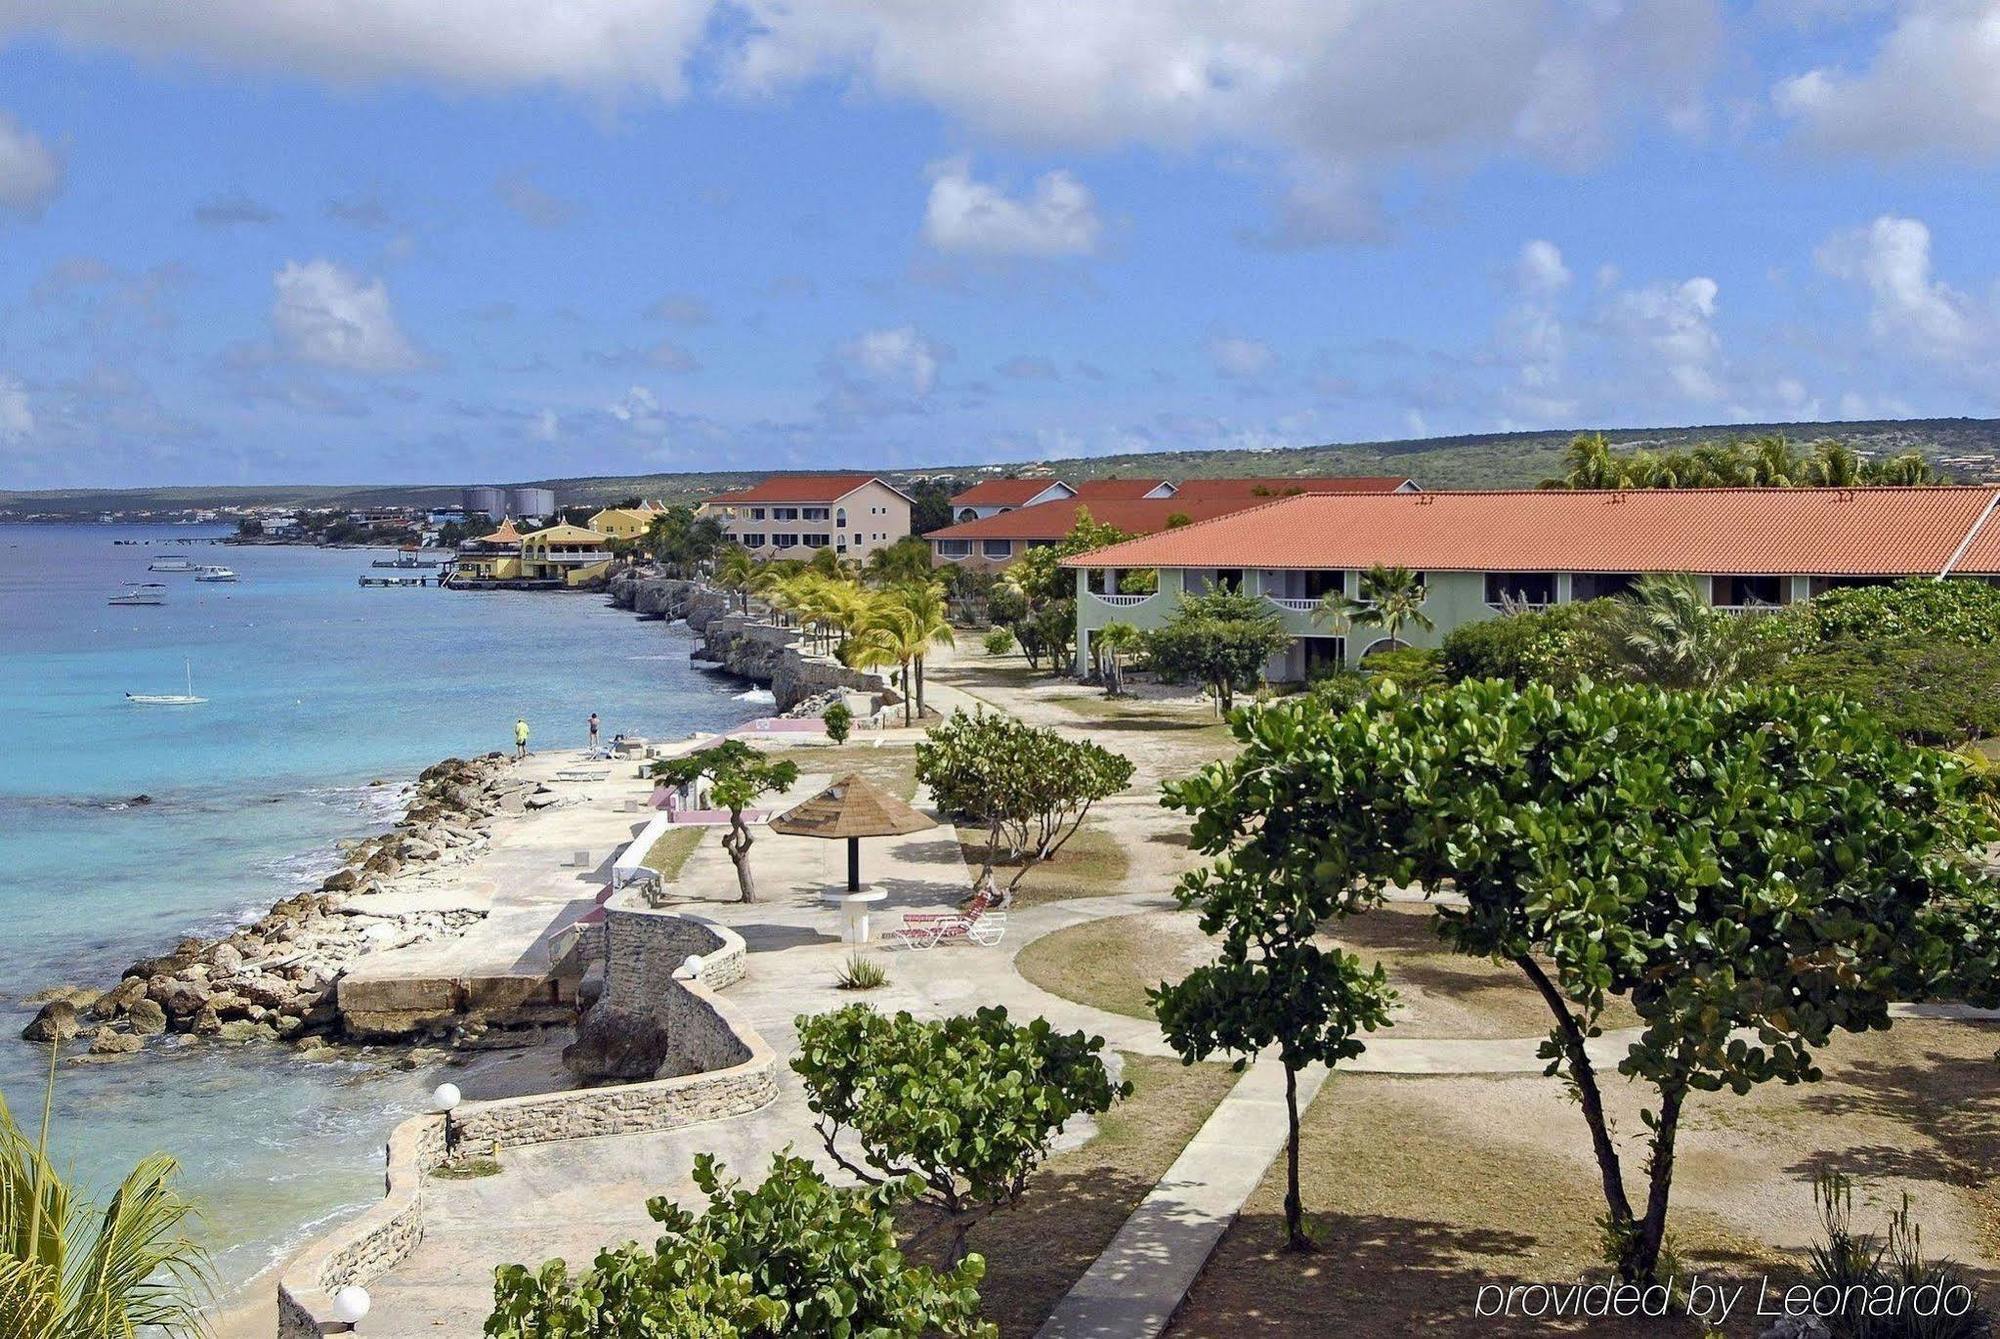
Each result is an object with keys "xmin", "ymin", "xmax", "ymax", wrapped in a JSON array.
[{"xmin": 847, "ymin": 836, "xmax": 860, "ymax": 892}]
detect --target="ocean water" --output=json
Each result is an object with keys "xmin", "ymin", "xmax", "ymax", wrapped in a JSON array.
[{"xmin": 0, "ymin": 524, "xmax": 759, "ymax": 1299}]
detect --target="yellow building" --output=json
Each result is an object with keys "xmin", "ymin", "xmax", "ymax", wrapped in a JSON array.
[
  {"xmin": 587, "ymin": 502, "xmax": 662, "ymax": 542},
  {"xmin": 452, "ymin": 517, "xmax": 524, "ymax": 583},
  {"xmin": 520, "ymin": 523, "xmax": 614, "ymax": 586}
]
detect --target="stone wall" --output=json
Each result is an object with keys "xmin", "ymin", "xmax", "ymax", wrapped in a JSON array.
[
  {"xmin": 699, "ymin": 614, "xmax": 887, "ymax": 712},
  {"xmin": 271, "ymin": 911, "xmax": 773, "ymax": 1336}
]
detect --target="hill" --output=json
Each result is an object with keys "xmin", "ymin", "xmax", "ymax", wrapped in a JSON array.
[{"xmin": 7, "ymin": 417, "xmax": 1999, "ymax": 517}]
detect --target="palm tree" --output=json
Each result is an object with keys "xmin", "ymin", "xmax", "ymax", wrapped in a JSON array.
[
  {"xmin": 890, "ymin": 582, "xmax": 956, "ymax": 718},
  {"xmin": 1865, "ymin": 450, "xmax": 1936, "ymax": 485},
  {"xmin": 1550, "ymin": 432, "xmax": 1617, "ymax": 489},
  {"xmin": 1, "ymin": 1048, "xmax": 211, "ymax": 1337},
  {"xmin": 1599, "ymin": 573, "xmax": 1772, "ymax": 690},
  {"xmin": 1318, "ymin": 565, "xmax": 1434, "ymax": 656},
  {"xmin": 1804, "ymin": 440, "xmax": 1863, "ymax": 487},
  {"xmin": 1747, "ymin": 434, "xmax": 1799, "ymax": 486},
  {"xmin": 1096, "ymin": 622, "xmax": 1144, "ymax": 697},
  {"xmin": 864, "ymin": 537, "xmax": 936, "ymax": 588},
  {"xmin": 848, "ymin": 600, "xmax": 927, "ymax": 726},
  {"xmin": 715, "ymin": 546, "xmax": 757, "ymax": 612}
]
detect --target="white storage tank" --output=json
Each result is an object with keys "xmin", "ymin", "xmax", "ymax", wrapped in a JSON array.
[
  {"xmin": 510, "ymin": 487, "xmax": 556, "ymax": 520},
  {"xmin": 462, "ymin": 486, "xmax": 506, "ymax": 520}
]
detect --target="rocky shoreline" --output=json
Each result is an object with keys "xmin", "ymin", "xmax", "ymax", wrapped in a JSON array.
[{"xmin": 21, "ymin": 755, "xmax": 526, "ymax": 1059}]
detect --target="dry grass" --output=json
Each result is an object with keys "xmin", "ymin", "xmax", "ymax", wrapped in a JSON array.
[
  {"xmin": 900, "ymin": 1053, "xmax": 1239, "ymax": 1338},
  {"xmin": 959, "ymin": 821, "xmax": 1135, "ymax": 909},
  {"xmin": 776, "ymin": 743, "xmax": 920, "ymax": 801},
  {"xmin": 639, "ymin": 825, "xmax": 706, "ymax": 879},
  {"xmin": 1015, "ymin": 911, "xmax": 1212, "ymax": 1020}
]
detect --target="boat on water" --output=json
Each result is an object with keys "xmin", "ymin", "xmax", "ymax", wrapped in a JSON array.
[
  {"xmin": 194, "ymin": 565, "xmax": 238, "ymax": 582},
  {"xmin": 371, "ymin": 549, "xmax": 443, "ymax": 569},
  {"xmin": 127, "ymin": 659, "xmax": 207, "ymax": 706},
  {"xmin": 108, "ymin": 583, "xmax": 166, "ymax": 607},
  {"xmin": 148, "ymin": 556, "xmax": 197, "ymax": 572}
]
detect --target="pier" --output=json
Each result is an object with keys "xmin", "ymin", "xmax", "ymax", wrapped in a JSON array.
[{"xmin": 358, "ymin": 574, "xmax": 438, "ymax": 587}]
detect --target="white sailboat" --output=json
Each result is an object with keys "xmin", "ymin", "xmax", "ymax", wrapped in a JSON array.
[
  {"xmin": 127, "ymin": 659, "xmax": 207, "ymax": 706},
  {"xmin": 148, "ymin": 557, "xmax": 197, "ymax": 572},
  {"xmin": 194, "ymin": 565, "xmax": 238, "ymax": 582}
]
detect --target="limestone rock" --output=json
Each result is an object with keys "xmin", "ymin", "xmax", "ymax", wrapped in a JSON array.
[
  {"xmin": 89, "ymin": 1030, "xmax": 143, "ymax": 1056},
  {"xmin": 562, "ymin": 1006, "xmax": 672, "ymax": 1082},
  {"xmin": 92, "ymin": 976, "xmax": 149, "ymax": 1020},
  {"xmin": 21, "ymin": 1000, "xmax": 79, "ymax": 1043},
  {"xmin": 127, "ymin": 999, "xmax": 167, "ymax": 1035},
  {"xmin": 321, "ymin": 868, "xmax": 360, "ymax": 893},
  {"xmin": 210, "ymin": 941, "xmax": 244, "ymax": 975}
]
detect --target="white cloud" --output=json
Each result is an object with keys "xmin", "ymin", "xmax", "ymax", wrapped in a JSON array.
[
  {"xmin": 1816, "ymin": 214, "xmax": 1982, "ymax": 363},
  {"xmin": 1604, "ymin": 274, "xmax": 1724, "ymax": 402},
  {"xmin": 271, "ymin": 259, "xmax": 426, "ymax": 373},
  {"xmin": 1516, "ymin": 238, "xmax": 1572, "ymax": 297},
  {"xmin": 922, "ymin": 157, "xmax": 1100, "ymax": 257},
  {"xmin": 1774, "ymin": 0, "xmax": 2000, "ymax": 156},
  {"xmin": 836, "ymin": 326, "xmax": 944, "ymax": 396},
  {"xmin": 1499, "ymin": 239, "xmax": 1577, "ymax": 417},
  {"xmin": 0, "ymin": 111, "xmax": 61, "ymax": 217},
  {"xmin": 0, "ymin": 373, "xmax": 32, "ymax": 441},
  {"xmin": 4, "ymin": 1, "xmax": 714, "ymax": 95},
  {"xmin": 1207, "ymin": 334, "xmax": 1277, "ymax": 379},
  {"xmin": 533, "ymin": 407, "xmax": 559, "ymax": 443}
]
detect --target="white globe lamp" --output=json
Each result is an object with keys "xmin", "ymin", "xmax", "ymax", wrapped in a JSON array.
[
  {"xmin": 430, "ymin": 1083, "xmax": 461, "ymax": 1114},
  {"xmin": 330, "ymin": 1283, "xmax": 371, "ymax": 1324},
  {"xmin": 677, "ymin": 953, "xmax": 704, "ymax": 979}
]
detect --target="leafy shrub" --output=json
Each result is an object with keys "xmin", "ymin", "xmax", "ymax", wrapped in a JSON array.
[
  {"xmin": 1807, "ymin": 1171, "xmax": 1993, "ymax": 1339},
  {"xmin": 488, "ymin": 1152, "xmax": 992, "ymax": 1338},
  {"xmin": 1353, "ymin": 645, "xmax": 1443, "ymax": 693},
  {"xmin": 834, "ymin": 953, "xmax": 887, "ymax": 991},
  {"xmin": 820, "ymin": 700, "xmax": 853, "ymax": 745},
  {"xmin": 1144, "ymin": 589, "xmax": 1290, "ymax": 711},
  {"xmin": 1763, "ymin": 638, "xmax": 2000, "ymax": 744},
  {"xmin": 792, "ymin": 1004, "xmax": 1127, "ymax": 1263},
  {"xmin": 980, "ymin": 626, "xmax": 1015, "ymax": 657},
  {"xmin": 1796, "ymin": 577, "xmax": 2000, "ymax": 648},
  {"xmin": 1439, "ymin": 600, "xmax": 1619, "ymax": 687}
]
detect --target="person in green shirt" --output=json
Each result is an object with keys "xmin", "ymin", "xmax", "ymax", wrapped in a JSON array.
[{"xmin": 514, "ymin": 716, "xmax": 530, "ymax": 759}]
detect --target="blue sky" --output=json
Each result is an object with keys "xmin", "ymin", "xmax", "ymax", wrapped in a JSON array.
[{"xmin": 2, "ymin": 1, "xmax": 1999, "ymax": 488}]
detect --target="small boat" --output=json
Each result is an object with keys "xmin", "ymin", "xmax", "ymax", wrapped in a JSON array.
[
  {"xmin": 127, "ymin": 659, "xmax": 207, "ymax": 706},
  {"xmin": 194, "ymin": 565, "xmax": 238, "ymax": 582},
  {"xmin": 148, "ymin": 557, "xmax": 197, "ymax": 572},
  {"xmin": 108, "ymin": 584, "xmax": 166, "ymax": 607},
  {"xmin": 371, "ymin": 549, "xmax": 443, "ymax": 569}
]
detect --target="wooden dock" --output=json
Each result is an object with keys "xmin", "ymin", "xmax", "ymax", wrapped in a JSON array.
[{"xmin": 358, "ymin": 574, "xmax": 437, "ymax": 588}]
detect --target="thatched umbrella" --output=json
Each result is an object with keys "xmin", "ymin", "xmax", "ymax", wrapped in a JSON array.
[{"xmin": 770, "ymin": 772, "xmax": 935, "ymax": 891}]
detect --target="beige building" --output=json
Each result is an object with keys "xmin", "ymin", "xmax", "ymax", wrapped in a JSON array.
[
  {"xmin": 587, "ymin": 502, "xmax": 663, "ymax": 542},
  {"xmin": 699, "ymin": 474, "xmax": 912, "ymax": 561}
]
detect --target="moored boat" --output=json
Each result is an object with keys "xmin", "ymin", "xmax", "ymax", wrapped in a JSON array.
[
  {"xmin": 108, "ymin": 583, "xmax": 166, "ymax": 607},
  {"xmin": 126, "ymin": 659, "xmax": 207, "ymax": 705},
  {"xmin": 147, "ymin": 557, "xmax": 197, "ymax": 572},
  {"xmin": 194, "ymin": 565, "xmax": 238, "ymax": 582}
]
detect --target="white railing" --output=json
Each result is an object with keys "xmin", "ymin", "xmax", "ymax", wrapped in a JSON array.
[
  {"xmin": 532, "ymin": 550, "xmax": 613, "ymax": 563},
  {"xmin": 1266, "ymin": 596, "xmax": 1321, "ymax": 613},
  {"xmin": 1713, "ymin": 603, "xmax": 1786, "ymax": 617},
  {"xmin": 1095, "ymin": 592, "xmax": 1156, "ymax": 607}
]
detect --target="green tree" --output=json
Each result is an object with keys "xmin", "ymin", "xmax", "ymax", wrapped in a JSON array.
[
  {"xmin": 1095, "ymin": 621, "xmax": 1144, "ymax": 696},
  {"xmin": 1804, "ymin": 439, "xmax": 1864, "ymax": 487},
  {"xmin": 1763, "ymin": 638, "xmax": 2000, "ymax": 744},
  {"xmin": 1146, "ymin": 589, "xmax": 1288, "ymax": 712},
  {"xmin": 792, "ymin": 1005, "xmax": 1127, "ymax": 1264},
  {"xmin": 821, "ymin": 700, "xmax": 853, "ymax": 745},
  {"xmin": 849, "ymin": 586, "xmax": 953, "ymax": 724},
  {"xmin": 1316, "ymin": 564, "xmax": 1434, "ymax": 655},
  {"xmin": 865, "ymin": 536, "xmax": 936, "ymax": 587},
  {"xmin": 714, "ymin": 546, "xmax": 757, "ymax": 612},
  {"xmin": 1175, "ymin": 679, "xmax": 1998, "ymax": 1281},
  {"xmin": 487, "ymin": 1152, "xmax": 991, "ymax": 1338},
  {"xmin": 0, "ymin": 1052, "xmax": 211, "ymax": 1338},
  {"xmin": 645, "ymin": 507, "xmax": 726, "ymax": 577},
  {"xmin": 650, "ymin": 742, "xmax": 799, "ymax": 903},
  {"xmin": 1599, "ymin": 573, "xmax": 1777, "ymax": 689},
  {"xmin": 1791, "ymin": 576, "xmax": 2000, "ymax": 647},
  {"xmin": 979, "ymin": 626, "xmax": 1014, "ymax": 657},
  {"xmin": 1865, "ymin": 449, "xmax": 1938, "ymax": 484},
  {"xmin": 915, "ymin": 711, "xmax": 1133, "ymax": 895}
]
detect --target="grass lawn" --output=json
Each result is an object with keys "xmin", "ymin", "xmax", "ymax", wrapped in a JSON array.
[
  {"xmin": 639, "ymin": 825, "xmax": 706, "ymax": 879},
  {"xmin": 960, "ymin": 820, "xmax": 1135, "ymax": 908},
  {"xmin": 773, "ymin": 742, "xmax": 920, "ymax": 801},
  {"xmin": 1047, "ymin": 693, "xmax": 1237, "ymax": 759},
  {"xmin": 1015, "ymin": 911, "xmax": 1210, "ymax": 1020},
  {"xmin": 899, "ymin": 1053, "xmax": 1239, "ymax": 1339}
]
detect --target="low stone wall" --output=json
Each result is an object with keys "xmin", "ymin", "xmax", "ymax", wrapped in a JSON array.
[
  {"xmin": 699, "ymin": 615, "xmax": 887, "ymax": 712},
  {"xmin": 272, "ymin": 912, "xmax": 773, "ymax": 1335}
]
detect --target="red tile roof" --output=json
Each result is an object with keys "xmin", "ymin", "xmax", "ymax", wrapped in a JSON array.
[
  {"xmin": 1069, "ymin": 478, "xmax": 1170, "ymax": 500},
  {"xmin": 928, "ymin": 497, "xmax": 1269, "ymax": 542},
  {"xmin": 703, "ymin": 474, "xmax": 907, "ymax": 505},
  {"xmin": 1166, "ymin": 476, "xmax": 1413, "ymax": 501},
  {"xmin": 1059, "ymin": 487, "xmax": 2000, "ymax": 576},
  {"xmin": 950, "ymin": 478, "xmax": 1068, "ymax": 507}
]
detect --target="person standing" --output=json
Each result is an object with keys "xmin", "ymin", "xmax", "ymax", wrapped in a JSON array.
[
  {"xmin": 514, "ymin": 716, "xmax": 530, "ymax": 759},
  {"xmin": 587, "ymin": 712, "xmax": 600, "ymax": 750}
]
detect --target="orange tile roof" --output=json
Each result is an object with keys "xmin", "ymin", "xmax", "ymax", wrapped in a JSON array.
[
  {"xmin": 1070, "ymin": 478, "xmax": 1170, "ymax": 500},
  {"xmin": 475, "ymin": 517, "xmax": 523, "ymax": 544},
  {"xmin": 950, "ymin": 478, "xmax": 1069, "ymax": 507},
  {"xmin": 1166, "ymin": 476, "xmax": 1413, "ymax": 501},
  {"xmin": 928, "ymin": 497, "xmax": 1268, "ymax": 542},
  {"xmin": 1059, "ymin": 487, "xmax": 2000, "ymax": 576},
  {"xmin": 703, "ymin": 474, "xmax": 908, "ymax": 505}
]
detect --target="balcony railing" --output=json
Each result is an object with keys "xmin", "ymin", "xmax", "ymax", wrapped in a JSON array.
[
  {"xmin": 530, "ymin": 550, "xmax": 613, "ymax": 564},
  {"xmin": 1713, "ymin": 603, "xmax": 1786, "ymax": 616},
  {"xmin": 1266, "ymin": 596, "xmax": 1322, "ymax": 613},
  {"xmin": 1094, "ymin": 592, "xmax": 1156, "ymax": 608}
]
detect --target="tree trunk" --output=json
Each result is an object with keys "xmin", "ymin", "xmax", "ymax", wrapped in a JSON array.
[
  {"xmin": 1632, "ymin": 1084, "xmax": 1686, "ymax": 1281},
  {"xmin": 1283, "ymin": 1062, "xmax": 1311, "ymax": 1251},
  {"xmin": 725, "ymin": 814, "xmax": 757, "ymax": 903},
  {"xmin": 901, "ymin": 659, "xmax": 914, "ymax": 725}
]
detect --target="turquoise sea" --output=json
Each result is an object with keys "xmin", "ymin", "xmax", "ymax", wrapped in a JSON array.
[{"xmin": 0, "ymin": 523, "xmax": 759, "ymax": 1300}]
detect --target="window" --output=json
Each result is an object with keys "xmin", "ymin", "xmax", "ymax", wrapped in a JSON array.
[
  {"xmin": 1484, "ymin": 572, "xmax": 1556, "ymax": 606},
  {"xmin": 749, "ymin": 507, "xmax": 766, "ymax": 521},
  {"xmin": 981, "ymin": 539, "xmax": 1012, "ymax": 559},
  {"xmin": 740, "ymin": 532, "xmax": 767, "ymax": 548},
  {"xmin": 1302, "ymin": 636, "xmax": 1345, "ymax": 675},
  {"xmin": 803, "ymin": 507, "xmax": 830, "ymax": 521},
  {"xmin": 1714, "ymin": 574, "xmax": 1781, "ymax": 607},
  {"xmin": 773, "ymin": 507, "xmax": 799, "ymax": 521},
  {"xmin": 937, "ymin": 539, "xmax": 972, "ymax": 558},
  {"xmin": 1213, "ymin": 569, "xmax": 1243, "ymax": 593},
  {"xmin": 1572, "ymin": 573, "xmax": 1636, "ymax": 600},
  {"xmin": 803, "ymin": 533, "xmax": 830, "ymax": 548},
  {"xmin": 836, "ymin": 508, "xmax": 847, "ymax": 528},
  {"xmin": 957, "ymin": 508, "xmax": 978, "ymax": 523},
  {"xmin": 772, "ymin": 533, "xmax": 799, "ymax": 549}
]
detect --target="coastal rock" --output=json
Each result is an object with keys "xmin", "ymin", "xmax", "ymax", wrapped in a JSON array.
[
  {"xmin": 562, "ymin": 1006, "xmax": 672, "ymax": 1082},
  {"xmin": 89, "ymin": 1030, "xmax": 143, "ymax": 1056},
  {"xmin": 235, "ymin": 975, "xmax": 293, "ymax": 1010},
  {"xmin": 321, "ymin": 868, "xmax": 360, "ymax": 893},
  {"xmin": 210, "ymin": 942, "xmax": 244, "ymax": 975},
  {"xmin": 216, "ymin": 1020, "xmax": 277, "ymax": 1044},
  {"xmin": 22, "ymin": 984, "xmax": 99, "ymax": 1009},
  {"xmin": 159, "ymin": 981, "xmax": 206, "ymax": 1020},
  {"xmin": 127, "ymin": 999, "xmax": 167, "ymax": 1035},
  {"xmin": 191, "ymin": 1004, "xmax": 222, "ymax": 1035},
  {"xmin": 398, "ymin": 837, "xmax": 440, "ymax": 861},
  {"xmin": 92, "ymin": 976, "xmax": 149, "ymax": 1019},
  {"xmin": 21, "ymin": 1000, "xmax": 80, "ymax": 1043}
]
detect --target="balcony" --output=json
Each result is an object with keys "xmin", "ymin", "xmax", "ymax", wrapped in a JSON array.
[
  {"xmin": 1092, "ymin": 592, "xmax": 1156, "ymax": 609},
  {"xmin": 1713, "ymin": 603, "xmax": 1787, "ymax": 616},
  {"xmin": 531, "ymin": 549, "xmax": 613, "ymax": 564},
  {"xmin": 1266, "ymin": 596, "xmax": 1321, "ymax": 613}
]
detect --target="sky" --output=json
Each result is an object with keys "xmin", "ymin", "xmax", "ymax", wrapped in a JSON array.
[{"xmin": 2, "ymin": 1, "xmax": 2000, "ymax": 488}]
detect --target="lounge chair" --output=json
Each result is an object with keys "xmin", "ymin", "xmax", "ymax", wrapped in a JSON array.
[
  {"xmin": 554, "ymin": 765, "xmax": 612, "ymax": 782},
  {"xmin": 882, "ymin": 891, "xmax": 1006, "ymax": 950}
]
